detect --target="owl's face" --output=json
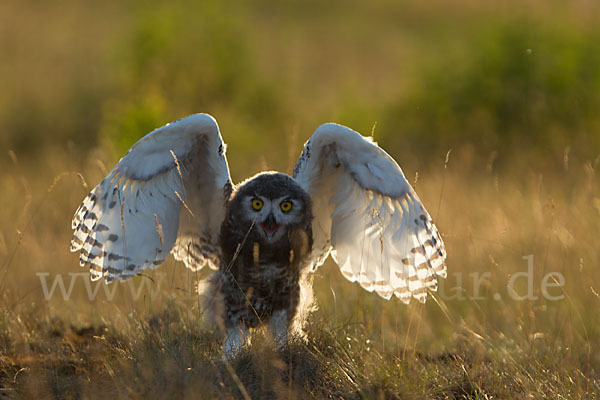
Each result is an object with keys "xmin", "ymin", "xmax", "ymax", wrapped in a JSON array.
[{"xmin": 230, "ymin": 172, "xmax": 312, "ymax": 244}]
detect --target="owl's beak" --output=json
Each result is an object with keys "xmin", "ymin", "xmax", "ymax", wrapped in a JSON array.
[{"xmin": 261, "ymin": 213, "xmax": 280, "ymax": 238}]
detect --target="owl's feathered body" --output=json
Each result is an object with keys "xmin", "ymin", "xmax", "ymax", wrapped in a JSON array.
[
  {"xmin": 213, "ymin": 173, "xmax": 314, "ymax": 340},
  {"xmin": 70, "ymin": 113, "xmax": 447, "ymax": 356}
]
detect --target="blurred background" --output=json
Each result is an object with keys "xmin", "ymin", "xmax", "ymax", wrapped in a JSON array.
[
  {"xmin": 2, "ymin": 0, "xmax": 600, "ymax": 170},
  {"xmin": 1, "ymin": 0, "xmax": 599, "ymax": 396}
]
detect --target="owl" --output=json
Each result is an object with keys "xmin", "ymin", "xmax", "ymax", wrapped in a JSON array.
[{"xmin": 70, "ymin": 114, "xmax": 446, "ymax": 356}]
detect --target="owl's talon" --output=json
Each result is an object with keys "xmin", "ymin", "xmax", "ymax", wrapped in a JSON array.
[
  {"xmin": 222, "ymin": 325, "xmax": 250, "ymax": 360},
  {"xmin": 269, "ymin": 309, "xmax": 289, "ymax": 349}
]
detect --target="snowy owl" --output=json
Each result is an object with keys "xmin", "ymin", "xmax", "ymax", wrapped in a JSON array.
[{"xmin": 70, "ymin": 114, "xmax": 446, "ymax": 355}]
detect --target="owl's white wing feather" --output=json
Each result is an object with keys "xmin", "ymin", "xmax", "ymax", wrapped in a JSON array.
[
  {"xmin": 293, "ymin": 123, "xmax": 446, "ymax": 303},
  {"xmin": 70, "ymin": 114, "xmax": 231, "ymax": 282}
]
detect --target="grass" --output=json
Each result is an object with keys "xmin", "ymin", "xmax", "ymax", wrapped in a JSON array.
[
  {"xmin": 0, "ymin": 304, "xmax": 594, "ymax": 398},
  {"xmin": 1, "ymin": 0, "xmax": 600, "ymax": 398},
  {"xmin": 1, "ymin": 145, "xmax": 598, "ymax": 398}
]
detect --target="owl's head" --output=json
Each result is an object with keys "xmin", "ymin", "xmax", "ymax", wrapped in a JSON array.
[{"xmin": 229, "ymin": 172, "xmax": 313, "ymax": 243}]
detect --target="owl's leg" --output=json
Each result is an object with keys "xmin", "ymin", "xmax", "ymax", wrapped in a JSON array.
[
  {"xmin": 269, "ymin": 309, "xmax": 289, "ymax": 349},
  {"xmin": 223, "ymin": 324, "xmax": 250, "ymax": 359},
  {"xmin": 287, "ymin": 271, "xmax": 314, "ymax": 340}
]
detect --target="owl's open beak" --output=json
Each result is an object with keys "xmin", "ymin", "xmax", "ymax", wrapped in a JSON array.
[{"xmin": 261, "ymin": 214, "xmax": 280, "ymax": 238}]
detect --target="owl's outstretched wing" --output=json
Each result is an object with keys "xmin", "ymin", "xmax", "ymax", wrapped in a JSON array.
[
  {"xmin": 293, "ymin": 123, "xmax": 446, "ymax": 303},
  {"xmin": 70, "ymin": 114, "xmax": 231, "ymax": 282}
]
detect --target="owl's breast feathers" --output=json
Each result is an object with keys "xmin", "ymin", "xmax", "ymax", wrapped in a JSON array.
[
  {"xmin": 222, "ymin": 223, "xmax": 313, "ymax": 280},
  {"xmin": 215, "ymin": 221, "xmax": 313, "ymax": 327}
]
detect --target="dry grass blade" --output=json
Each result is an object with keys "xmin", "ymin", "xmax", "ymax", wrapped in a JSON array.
[
  {"xmin": 174, "ymin": 190, "xmax": 195, "ymax": 217},
  {"xmin": 153, "ymin": 213, "xmax": 164, "ymax": 247}
]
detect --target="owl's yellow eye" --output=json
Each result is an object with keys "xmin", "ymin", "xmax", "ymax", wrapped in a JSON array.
[
  {"xmin": 280, "ymin": 201, "xmax": 292, "ymax": 212},
  {"xmin": 251, "ymin": 198, "xmax": 263, "ymax": 210}
]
